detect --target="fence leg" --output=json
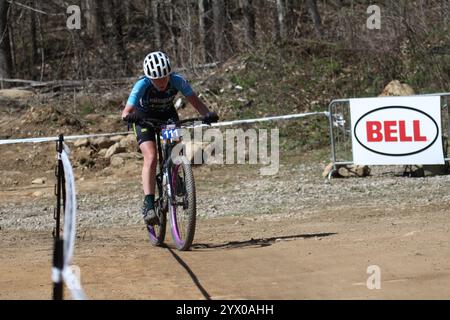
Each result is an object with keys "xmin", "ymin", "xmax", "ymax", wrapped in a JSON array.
[
  {"xmin": 52, "ymin": 239, "xmax": 64, "ymax": 300},
  {"xmin": 52, "ymin": 134, "xmax": 65, "ymax": 300}
]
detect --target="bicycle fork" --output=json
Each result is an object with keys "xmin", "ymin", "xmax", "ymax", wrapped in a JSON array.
[{"xmin": 164, "ymin": 170, "xmax": 172, "ymax": 200}]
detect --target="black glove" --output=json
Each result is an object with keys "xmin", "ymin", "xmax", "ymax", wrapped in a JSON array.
[
  {"xmin": 122, "ymin": 112, "xmax": 141, "ymax": 123},
  {"xmin": 203, "ymin": 111, "xmax": 219, "ymax": 125}
]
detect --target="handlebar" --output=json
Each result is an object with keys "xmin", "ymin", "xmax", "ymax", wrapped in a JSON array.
[{"xmin": 137, "ymin": 117, "xmax": 206, "ymax": 129}]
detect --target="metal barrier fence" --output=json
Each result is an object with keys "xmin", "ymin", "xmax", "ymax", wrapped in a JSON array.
[{"xmin": 328, "ymin": 93, "xmax": 450, "ymax": 172}]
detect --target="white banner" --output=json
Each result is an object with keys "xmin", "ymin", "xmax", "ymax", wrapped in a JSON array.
[{"xmin": 350, "ymin": 96, "xmax": 444, "ymax": 165}]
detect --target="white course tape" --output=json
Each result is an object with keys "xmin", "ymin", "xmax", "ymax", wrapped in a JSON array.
[
  {"xmin": 0, "ymin": 112, "xmax": 329, "ymax": 145},
  {"xmin": 184, "ymin": 111, "xmax": 328, "ymax": 129},
  {"xmin": 60, "ymin": 146, "xmax": 87, "ymax": 300},
  {"xmin": 51, "ymin": 267, "xmax": 62, "ymax": 283},
  {"xmin": 210, "ymin": 111, "xmax": 329, "ymax": 127},
  {"xmin": 62, "ymin": 266, "xmax": 87, "ymax": 301},
  {"xmin": 0, "ymin": 131, "xmax": 130, "ymax": 145},
  {"xmin": 61, "ymin": 148, "xmax": 76, "ymax": 266}
]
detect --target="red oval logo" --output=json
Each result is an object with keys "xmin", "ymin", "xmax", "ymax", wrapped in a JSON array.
[{"xmin": 354, "ymin": 106, "xmax": 439, "ymax": 156}]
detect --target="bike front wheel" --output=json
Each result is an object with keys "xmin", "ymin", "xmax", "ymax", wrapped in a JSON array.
[{"xmin": 169, "ymin": 156, "xmax": 196, "ymax": 251}]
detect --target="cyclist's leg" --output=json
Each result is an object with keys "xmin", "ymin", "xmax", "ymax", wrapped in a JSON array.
[
  {"xmin": 134, "ymin": 123, "xmax": 159, "ymax": 224},
  {"xmin": 140, "ymin": 141, "xmax": 157, "ymax": 196}
]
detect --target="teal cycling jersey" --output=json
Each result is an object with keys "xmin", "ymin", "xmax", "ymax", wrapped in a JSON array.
[{"xmin": 127, "ymin": 73, "xmax": 194, "ymax": 113}]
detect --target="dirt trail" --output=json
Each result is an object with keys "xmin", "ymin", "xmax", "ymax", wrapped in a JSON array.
[
  {"xmin": 2, "ymin": 205, "xmax": 450, "ymax": 300},
  {"xmin": 1, "ymin": 146, "xmax": 450, "ymax": 299}
]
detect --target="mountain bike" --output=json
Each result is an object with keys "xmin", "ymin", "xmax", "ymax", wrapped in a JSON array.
[{"xmin": 137, "ymin": 117, "xmax": 205, "ymax": 251}]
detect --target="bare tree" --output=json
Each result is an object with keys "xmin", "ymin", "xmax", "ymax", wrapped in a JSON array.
[
  {"xmin": 307, "ymin": 0, "xmax": 324, "ymax": 38},
  {"xmin": 0, "ymin": 0, "xmax": 12, "ymax": 85},
  {"xmin": 166, "ymin": 0, "xmax": 180, "ymax": 60},
  {"xmin": 152, "ymin": 0, "xmax": 162, "ymax": 48},
  {"xmin": 213, "ymin": 0, "xmax": 226, "ymax": 61},
  {"xmin": 29, "ymin": 1, "xmax": 39, "ymax": 80},
  {"xmin": 107, "ymin": 0, "xmax": 130, "ymax": 75},
  {"xmin": 275, "ymin": 0, "xmax": 286, "ymax": 41},
  {"xmin": 199, "ymin": 0, "xmax": 214, "ymax": 62},
  {"xmin": 243, "ymin": 0, "xmax": 256, "ymax": 47},
  {"xmin": 285, "ymin": 0, "xmax": 299, "ymax": 36},
  {"xmin": 85, "ymin": 0, "xmax": 101, "ymax": 40}
]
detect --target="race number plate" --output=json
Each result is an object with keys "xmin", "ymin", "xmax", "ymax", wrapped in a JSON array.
[{"xmin": 162, "ymin": 127, "xmax": 181, "ymax": 141}]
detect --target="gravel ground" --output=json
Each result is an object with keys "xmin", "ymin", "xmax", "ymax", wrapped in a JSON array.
[{"xmin": 1, "ymin": 153, "xmax": 449, "ymax": 231}]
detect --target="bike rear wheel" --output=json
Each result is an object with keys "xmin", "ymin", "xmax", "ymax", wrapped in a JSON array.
[{"xmin": 169, "ymin": 156, "xmax": 196, "ymax": 251}]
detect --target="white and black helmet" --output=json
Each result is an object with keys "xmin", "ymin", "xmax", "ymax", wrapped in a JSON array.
[{"xmin": 143, "ymin": 51, "xmax": 172, "ymax": 79}]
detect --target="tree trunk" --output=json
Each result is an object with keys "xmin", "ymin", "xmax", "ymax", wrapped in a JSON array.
[
  {"xmin": 168, "ymin": 0, "xmax": 179, "ymax": 61},
  {"xmin": 199, "ymin": 0, "xmax": 214, "ymax": 62},
  {"xmin": 152, "ymin": 0, "xmax": 162, "ymax": 48},
  {"xmin": 213, "ymin": 0, "xmax": 226, "ymax": 61},
  {"xmin": 223, "ymin": 1, "xmax": 235, "ymax": 55},
  {"xmin": 9, "ymin": 13, "xmax": 14, "ymax": 74},
  {"xmin": 30, "ymin": 6, "xmax": 38, "ymax": 67},
  {"xmin": 145, "ymin": 0, "xmax": 151, "ymax": 17},
  {"xmin": 243, "ymin": 0, "xmax": 256, "ymax": 47},
  {"xmin": 107, "ymin": 0, "xmax": 130, "ymax": 76},
  {"xmin": 275, "ymin": 0, "xmax": 286, "ymax": 41},
  {"xmin": 85, "ymin": 0, "xmax": 98, "ymax": 39},
  {"xmin": 28, "ymin": 6, "xmax": 39, "ymax": 80},
  {"xmin": 307, "ymin": 0, "xmax": 324, "ymax": 38},
  {"xmin": 285, "ymin": 0, "xmax": 298, "ymax": 36},
  {"xmin": 0, "ymin": 0, "xmax": 12, "ymax": 86},
  {"xmin": 85, "ymin": 0, "xmax": 106, "ymax": 41}
]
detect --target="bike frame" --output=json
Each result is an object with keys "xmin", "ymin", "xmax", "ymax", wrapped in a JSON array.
[
  {"xmin": 141, "ymin": 117, "xmax": 202, "ymax": 213},
  {"xmin": 155, "ymin": 129, "xmax": 176, "ymax": 211}
]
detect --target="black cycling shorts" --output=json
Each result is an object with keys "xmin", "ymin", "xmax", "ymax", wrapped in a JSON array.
[{"xmin": 133, "ymin": 107, "xmax": 179, "ymax": 145}]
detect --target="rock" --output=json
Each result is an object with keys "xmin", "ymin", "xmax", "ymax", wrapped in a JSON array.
[
  {"xmin": 90, "ymin": 137, "xmax": 115, "ymax": 149},
  {"xmin": 75, "ymin": 147, "xmax": 93, "ymax": 165},
  {"xmin": 98, "ymin": 148, "xmax": 108, "ymax": 158},
  {"xmin": 423, "ymin": 164, "xmax": 449, "ymax": 176},
  {"xmin": 421, "ymin": 137, "xmax": 449, "ymax": 176},
  {"xmin": 348, "ymin": 165, "xmax": 371, "ymax": 177},
  {"xmin": 379, "ymin": 80, "xmax": 415, "ymax": 97},
  {"xmin": 322, "ymin": 162, "xmax": 335, "ymax": 178},
  {"xmin": 329, "ymin": 164, "xmax": 371, "ymax": 178},
  {"xmin": 412, "ymin": 165, "xmax": 425, "ymax": 177},
  {"xmin": 32, "ymin": 191, "xmax": 43, "ymax": 197},
  {"xmin": 337, "ymin": 166, "xmax": 350, "ymax": 177},
  {"xmin": 119, "ymin": 135, "xmax": 137, "ymax": 151},
  {"xmin": 105, "ymin": 143, "xmax": 126, "ymax": 159},
  {"xmin": 404, "ymin": 165, "xmax": 424, "ymax": 177},
  {"xmin": 74, "ymin": 138, "xmax": 89, "ymax": 148},
  {"xmin": 110, "ymin": 135, "xmax": 125, "ymax": 143},
  {"xmin": 32, "ymin": 178, "xmax": 46, "ymax": 185},
  {"xmin": 110, "ymin": 156, "xmax": 125, "ymax": 167},
  {"xmin": 130, "ymin": 152, "xmax": 143, "ymax": 160}
]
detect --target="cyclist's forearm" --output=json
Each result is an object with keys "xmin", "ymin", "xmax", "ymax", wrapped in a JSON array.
[
  {"xmin": 186, "ymin": 94, "xmax": 209, "ymax": 116},
  {"xmin": 122, "ymin": 104, "xmax": 135, "ymax": 118}
]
